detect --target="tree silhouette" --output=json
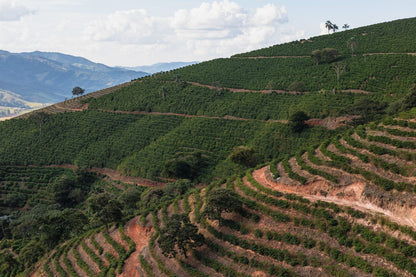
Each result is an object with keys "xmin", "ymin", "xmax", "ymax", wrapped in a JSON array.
[
  {"xmin": 158, "ymin": 214, "xmax": 204, "ymax": 258},
  {"xmin": 289, "ymin": 111, "xmax": 310, "ymax": 133},
  {"xmin": 202, "ymin": 188, "xmax": 243, "ymax": 224},
  {"xmin": 87, "ymin": 193, "xmax": 123, "ymax": 232},
  {"xmin": 325, "ymin": 20, "xmax": 333, "ymax": 34},
  {"xmin": 72, "ymin": 86, "xmax": 85, "ymax": 97},
  {"xmin": 228, "ymin": 146, "xmax": 256, "ymax": 168},
  {"xmin": 332, "ymin": 24, "xmax": 339, "ymax": 32},
  {"xmin": 342, "ymin": 24, "xmax": 350, "ymax": 30}
]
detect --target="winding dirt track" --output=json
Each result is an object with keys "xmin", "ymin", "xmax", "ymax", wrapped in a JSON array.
[
  {"xmin": 120, "ymin": 216, "xmax": 152, "ymax": 277},
  {"xmin": 187, "ymin": 81, "xmax": 372, "ymax": 95},
  {"xmin": 45, "ymin": 164, "xmax": 164, "ymax": 187}
]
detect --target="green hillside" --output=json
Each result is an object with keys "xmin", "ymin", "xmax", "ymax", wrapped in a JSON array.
[
  {"xmin": 1, "ymin": 17, "xmax": 416, "ymax": 276},
  {"xmin": 233, "ymin": 17, "xmax": 416, "ymax": 57}
]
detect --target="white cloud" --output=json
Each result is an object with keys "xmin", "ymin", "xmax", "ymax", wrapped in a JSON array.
[
  {"xmin": 3, "ymin": 1, "xmax": 293, "ymax": 66},
  {"xmin": 171, "ymin": 0, "xmax": 247, "ymax": 38},
  {"xmin": 0, "ymin": 0, "xmax": 34, "ymax": 21},
  {"xmin": 85, "ymin": 9, "xmax": 159, "ymax": 44},
  {"xmin": 251, "ymin": 4, "xmax": 288, "ymax": 26}
]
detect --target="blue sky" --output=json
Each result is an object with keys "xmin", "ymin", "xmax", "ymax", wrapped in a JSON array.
[{"xmin": 0, "ymin": 0, "xmax": 415, "ymax": 66}]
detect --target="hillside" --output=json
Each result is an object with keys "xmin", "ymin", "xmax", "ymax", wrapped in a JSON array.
[
  {"xmin": 0, "ymin": 50, "xmax": 147, "ymax": 104},
  {"xmin": 1, "ymin": 17, "xmax": 416, "ymax": 276}
]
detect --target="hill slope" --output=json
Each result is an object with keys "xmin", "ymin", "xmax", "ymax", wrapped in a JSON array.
[
  {"xmin": 0, "ymin": 50, "xmax": 147, "ymax": 103},
  {"xmin": 1, "ymin": 17, "xmax": 416, "ymax": 277}
]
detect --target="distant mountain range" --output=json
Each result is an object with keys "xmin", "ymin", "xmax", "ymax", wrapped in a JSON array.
[
  {"xmin": 123, "ymin": 61, "xmax": 199, "ymax": 74},
  {"xmin": 0, "ymin": 50, "xmax": 148, "ymax": 103}
]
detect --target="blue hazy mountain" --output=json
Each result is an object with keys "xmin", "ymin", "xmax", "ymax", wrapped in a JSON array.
[
  {"xmin": 124, "ymin": 61, "xmax": 199, "ymax": 74},
  {"xmin": 0, "ymin": 50, "xmax": 148, "ymax": 103}
]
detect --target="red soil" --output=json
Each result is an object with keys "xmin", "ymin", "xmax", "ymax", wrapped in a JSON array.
[
  {"xmin": 254, "ymin": 166, "xmax": 416, "ymax": 229},
  {"xmin": 120, "ymin": 216, "xmax": 153, "ymax": 277}
]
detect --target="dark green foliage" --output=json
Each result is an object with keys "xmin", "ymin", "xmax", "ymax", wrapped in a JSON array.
[
  {"xmin": 202, "ymin": 188, "xmax": 243, "ymax": 222},
  {"xmin": 52, "ymin": 174, "xmax": 83, "ymax": 207},
  {"xmin": 71, "ymin": 86, "xmax": 85, "ymax": 96},
  {"xmin": 289, "ymin": 111, "xmax": 309, "ymax": 132},
  {"xmin": 228, "ymin": 146, "xmax": 256, "ymax": 168},
  {"xmin": 119, "ymin": 187, "xmax": 145, "ymax": 211},
  {"xmin": 311, "ymin": 48, "xmax": 339, "ymax": 65},
  {"xmin": 157, "ymin": 214, "xmax": 204, "ymax": 258},
  {"xmin": 87, "ymin": 193, "xmax": 123, "ymax": 232},
  {"xmin": 163, "ymin": 151, "xmax": 206, "ymax": 179}
]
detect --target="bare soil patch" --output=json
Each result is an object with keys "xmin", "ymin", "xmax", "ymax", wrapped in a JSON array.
[
  {"xmin": 306, "ymin": 116, "xmax": 359, "ymax": 129},
  {"xmin": 120, "ymin": 216, "xmax": 152, "ymax": 277},
  {"xmin": 254, "ymin": 166, "xmax": 416, "ymax": 229}
]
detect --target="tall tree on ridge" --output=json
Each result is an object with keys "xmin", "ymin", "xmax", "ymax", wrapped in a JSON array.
[{"xmin": 325, "ymin": 20, "xmax": 333, "ymax": 34}]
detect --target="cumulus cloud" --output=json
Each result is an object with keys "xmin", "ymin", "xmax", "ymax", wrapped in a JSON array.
[
  {"xmin": 0, "ymin": 0, "xmax": 34, "ymax": 21},
  {"xmin": 84, "ymin": 0, "xmax": 290, "ymax": 61},
  {"xmin": 171, "ymin": 0, "xmax": 247, "ymax": 38},
  {"xmin": 85, "ymin": 9, "xmax": 157, "ymax": 44}
]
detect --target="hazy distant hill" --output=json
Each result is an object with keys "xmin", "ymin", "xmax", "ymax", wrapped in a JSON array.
[
  {"xmin": 0, "ymin": 50, "xmax": 148, "ymax": 103},
  {"xmin": 124, "ymin": 61, "xmax": 198, "ymax": 74}
]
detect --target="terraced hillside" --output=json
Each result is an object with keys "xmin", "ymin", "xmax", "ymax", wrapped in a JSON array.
[
  {"xmin": 24, "ymin": 114, "xmax": 416, "ymax": 277},
  {"xmin": 36, "ymin": 224, "xmax": 136, "ymax": 277},
  {"xmin": 2, "ymin": 17, "xmax": 416, "ymax": 276}
]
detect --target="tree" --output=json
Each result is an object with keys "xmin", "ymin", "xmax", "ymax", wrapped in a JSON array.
[
  {"xmin": 347, "ymin": 37, "xmax": 357, "ymax": 57},
  {"xmin": 72, "ymin": 86, "xmax": 85, "ymax": 97},
  {"xmin": 325, "ymin": 20, "xmax": 333, "ymax": 34},
  {"xmin": 163, "ymin": 151, "xmax": 205, "ymax": 179},
  {"xmin": 88, "ymin": 193, "xmax": 123, "ymax": 232},
  {"xmin": 139, "ymin": 188, "xmax": 165, "ymax": 212},
  {"xmin": 342, "ymin": 24, "xmax": 350, "ymax": 30},
  {"xmin": 311, "ymin": 48, "xmax": 339, "ymax": 65},
  {"xmin": 321, "ymin": 48, "xmax": 339, "ymax": 63},
  {"xmin": 289, "ymin": 111, "xmax": 309, "ymax": 133},
  {"xmin": 311, "ymin": 49, "xmax": 322, "ymax": 65},
  {"xmin": 158, "ymin": 214, "xmax": 204, "ymax": 258},
  {"xmin": 29, "ymin": 111, "xmax": 49, "ymax": 132},
  {"xmin": 228, "ymin": 146, "xmax": 256, "ymax": 168},
  {"xmin": 202, "ymin": 188, "xmax": 243, "ymax": 224},
  {"xmin": 332, "ymin": 24, "xmax": 339, "ymax": 32},
  {"xmin": 119, "ymin": 187, "xmax": 144, "ymax": 211},
  {"xmin": 331, "ymin": 62, "xmax": 348, "ymax": 90},
  {"xmin": 52, "ymin": 174, "xmax": 80, "ymax": 207}
]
